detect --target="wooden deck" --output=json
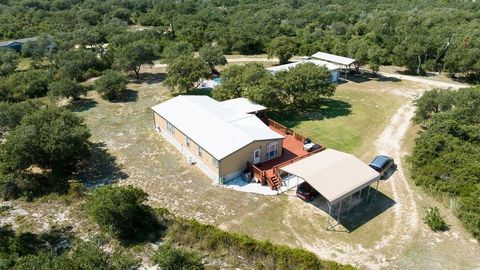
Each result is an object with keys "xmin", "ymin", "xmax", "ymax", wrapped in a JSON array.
[{"xmin": 247, "ymin": 118, "xmax": 325, "ymax": 190}]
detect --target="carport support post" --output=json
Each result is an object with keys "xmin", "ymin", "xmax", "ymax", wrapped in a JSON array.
[
  {"xmin": 347, "ymin": 195, "xmax": 352, "ymax": 215},
  {"xmin": 337, "ymin": 201, "xmax": 343, "ymax": 222},
  {"xmin": 373, "ymin": 180, "xmax": 380, "ymax": 201},
  {"xmin": 326, "ymin": 202, "xmax": 332, "ymax": 230},
  {"xmin": 366, "ymin": 185, "xmax": 371, "ymax": 203}
]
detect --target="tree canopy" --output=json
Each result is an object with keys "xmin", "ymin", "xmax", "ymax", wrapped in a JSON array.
[
  {"xmin": 87, "ymin": 185, "xmax": 159, "ymax": 243},
  {"xmin": 164, "ymin": 56, "xmax": 209, "ymax": 94},
  {"xmin": 0, "ymin": 106, "xmax": 90, "ymax": 176},
  {"xmin": 212, "ymin": 62, "xmax": 335, "ymax": 112},
  {"xmin": 94, "ymin": 69, "xmax": 128, "ymax": 101},
  {"xmin": 199, "ymin": 44, "xmax": 227, "ymax": 73},
  {"xmin": 113, "ymin": 41, "xmax": 156, "ymax": 79},
  {"xmin": 48, "ymin": 78, "xmax": 86, "ymax": 100},
  {"xmin": 267, "ymin": 36, "xmax": 299, "ymax": 65}
]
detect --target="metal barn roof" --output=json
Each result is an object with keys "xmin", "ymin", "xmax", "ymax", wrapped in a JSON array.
[
  {"xmin": 266, "ymin": 59, "xmax": 339, "ymax": 73},
  {"xmin": 151, "ymin": 96, "xmax": 283, "ymax": 160},
  {"xmin": 281, "ymin": 149, "xmax": 380, "ymax": 205},
  {"xmin": 311, "ymin": 52, "xmax": 358, "ymax": 66}
]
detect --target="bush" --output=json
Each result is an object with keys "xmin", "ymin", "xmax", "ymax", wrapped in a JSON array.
[
  {"xmin": 153, "ymin": 243, "xmax": 203, "ymax": 270},
  {"xmin": 424, "ymin": 207, "xmax": 449, "ymax": 232},
  {"xmin": 87, "ymin": 185, "xmax": 160, "ymax": 243},
  {"xmin": 94, "ymin": 70, "xmax": 128, "ymax": 101},
  {"xmin": 67, "ymin": 181, "xmax": 85, "ymax": 198}
]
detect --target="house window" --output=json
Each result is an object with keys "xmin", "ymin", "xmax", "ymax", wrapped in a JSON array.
[
  {"xmin": 166, "ymin": 121, "xmax": 175, "ymax": 135},
  {"xmin": 198, "ymin": 146, "xmax": 203, "ymax": 157},
  {"xmin": 186, "ymin": 137, "xmax": 190, "ymax": 147},
  {"xmin": 266, "ymin": 141, "xmax": 278, "ymax": 159},
  {"xmin": 213, "ymin": 158, "xmax": 219, "ymax": 168}
]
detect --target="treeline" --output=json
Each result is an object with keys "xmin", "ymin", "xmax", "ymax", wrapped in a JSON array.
[
  {"xmin": 410, "ymin": 87, "xmax": 480, "ymax": 240},
  {"xmin": 0, "ymin": 0, "xmax": 479, "ymax": 79},
  {"xmin": 0, "ymin": 185, "xmax": 355, "ymax": 269}
]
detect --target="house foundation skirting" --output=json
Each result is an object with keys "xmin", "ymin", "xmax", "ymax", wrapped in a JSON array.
[{"xmin": 155, "ymin": 127, "xmax": 220, "ymax": 184}]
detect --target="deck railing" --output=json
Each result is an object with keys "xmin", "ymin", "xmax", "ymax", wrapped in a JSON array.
[
  {"xmin": 271, "ymin": 146, "xmax": 325, "ymax": 174},
  {"xmin": 267, "ymin": 118, "xmax": 306, "ymax": 143},
  {"xmin": 247, "ymin": 161, "xmax": 267, "ymax": 184},
  {"xmin": 245, "ymin": 118, "xmax": 327, "ymax": 190}
]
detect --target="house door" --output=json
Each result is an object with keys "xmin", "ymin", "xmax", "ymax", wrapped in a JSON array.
[{"xmin": 253, "ymin": 149, "xmax": 261, "ymax": 164}]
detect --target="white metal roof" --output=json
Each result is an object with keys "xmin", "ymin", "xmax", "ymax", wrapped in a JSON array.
[
  {"xmin": 311, "ymin": 52, "xmax": 357, "ymax": 66},
  {"xmin": 0, "ymin": 36, "xmax": 38, "ymax": 47},
  {"xmin": 219, "ymin": 97, "xmax": 267, "ymax": 114},
  {"xmin": 281, "ymin": 149, "xmax": 380, "ymax": 205},
  {"xmin": 266, "ymin": 59, "xmax": 339, "ymax": 74},
  {"xmin": 151, "ymin": 96, "xmax": 283, "ymax": 160}
]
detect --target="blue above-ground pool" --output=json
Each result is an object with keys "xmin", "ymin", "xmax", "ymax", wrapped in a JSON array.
[{"xmin": 213, "ymin": 77, "xmax": 222, "ymax": 84}]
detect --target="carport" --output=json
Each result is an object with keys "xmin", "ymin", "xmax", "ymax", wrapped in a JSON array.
[{"xmin": 281, "ymin": 149, "xmax": 381, "ymax": 231}]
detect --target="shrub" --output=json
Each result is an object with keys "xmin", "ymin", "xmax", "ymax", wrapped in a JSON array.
[
  {"xmin": 153, "ymin": 243, "xmax": 203, "ymax": 270},
  {"xmin": 94, "ymin": 70, "xmax": 128, "ymax": 101},
  {"xmin": 87, "ymin": 185, "xmax": 160, "ymax": 243},
  {"xmin": 163, "ymin": 216, "xmax": 354, "ymax": 270},
  {"xmin": 67, "ymin": 181, "xmax": 85, "ymax": 198},
  {"xmin": 424, "ymin": 207, "xmax": 449, "ymax": 232}
]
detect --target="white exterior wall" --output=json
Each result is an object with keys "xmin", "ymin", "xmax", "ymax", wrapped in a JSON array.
[
  {"xmin": 331, "ymin": 69, "xmax": 340, "ymax": 83},
  {"xmin": 155, "ymin": 127, "xmax": 221, "ymax": 184}
]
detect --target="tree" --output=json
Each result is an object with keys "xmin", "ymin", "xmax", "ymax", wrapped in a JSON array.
[
  {"xmin": 0, "ymin": 69, "xmax": 50, "ymax": 101},
  {"xmin": 276, "ymin": 63, "xmax": 336, "ymax": 111},
  {"xmin": 113, "ymin": 41, "xmax": 156, "ymax": 78},
  {"xmin": 94, "ymin": 69, "xmax": 128, "ymax": 101},
  {"xmin": 413, "ymin": 89, "xmax": 454, "ymax": 123},
  {"xmin": 87, "ymin": 185, "xmax": 159, "ymax": 242},
  {"xmin": 212, "ymin": 63, "xmax": 272, "ymax": 101},
  {"xmin": 153, "ymin": 243, "xmax": 203, "ymax": 270},
  {"xmin": 198, "ymin": 44, "xmax": 226, "ymax": 73},
  {"xmin": 0, "ymin": 101, "xmax": 40, "ymax": 136},
  {"xmin": 48, "ymin": 79, "xmax": 86, "ymax": 100},
  {"xmin": 165, "ymin": 56, "xmax": 209, "ymax": 94},
  {"xmin": 162, "ymin": 41, "xmax": 194, "ymax": 64},
  {"xmin": 0, "ymin": 106, "xmax": 91, "ymax": 177},
  {"xmin": 21, "ymin": 35, "xmax": 57, "ymax": 65},
  {"xmin": 267, "ymin": 36, "xmax": 299, "ymax": 65},
  {"xmin": 0, "ymin": 49, "xmax": 18, "ymax": 76}
]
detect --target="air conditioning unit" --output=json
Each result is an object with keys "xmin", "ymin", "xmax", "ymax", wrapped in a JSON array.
[{"xmin": 188, "ymin": 156, "xmax": 196, "ymax": 165}]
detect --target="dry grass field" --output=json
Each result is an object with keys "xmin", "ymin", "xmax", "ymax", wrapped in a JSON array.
[{"xmin": 2, "ymin": 64, "xmax": 479, "ymax": 269}]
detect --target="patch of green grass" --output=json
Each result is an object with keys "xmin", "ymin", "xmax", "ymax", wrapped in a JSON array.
[{"xmin": 271, "ymin": 86, "xmax": 406, "ymax": 158}]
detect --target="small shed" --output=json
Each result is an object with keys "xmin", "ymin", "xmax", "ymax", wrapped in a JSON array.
[
  {"xmin": 281, "ymin": 149, "xmax": 380, "ymax": 230},
  {"xmin": 311, "ymin": 52, "xmax": 359, "ymax": 78}
]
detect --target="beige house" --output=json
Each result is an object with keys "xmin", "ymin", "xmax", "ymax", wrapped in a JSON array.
[{"xmin": 151, "ymin": 96, "xmax": 284, "ymax": 183}]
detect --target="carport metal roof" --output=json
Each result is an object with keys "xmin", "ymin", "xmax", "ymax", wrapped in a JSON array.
[{"xmin": 281, "ymin": 149, "xmax": 380, "ymax": 205}]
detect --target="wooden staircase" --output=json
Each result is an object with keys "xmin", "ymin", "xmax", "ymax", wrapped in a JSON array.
[{"xmin": 266, "ymin": 169, "xmax": 282, "ymax": 190}]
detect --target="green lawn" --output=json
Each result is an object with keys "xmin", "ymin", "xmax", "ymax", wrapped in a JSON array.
[{"xmin": 271, "ymin": 83, "xmax": 407, "ymax": 160}]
